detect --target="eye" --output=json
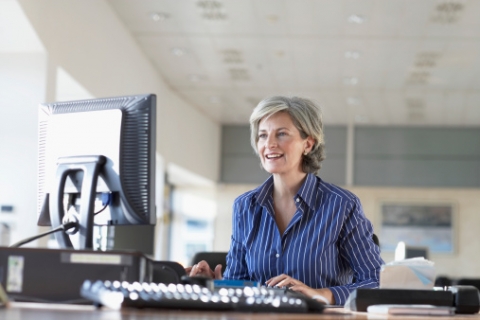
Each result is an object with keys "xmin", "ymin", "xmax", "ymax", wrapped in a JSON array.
[
  {"xmin": 277, "ymin": 131, "xmax": 287, "ymax": 137},
  {"xmin": 258, "ymin": 133, "xmax": 267, "ymax": 139}
]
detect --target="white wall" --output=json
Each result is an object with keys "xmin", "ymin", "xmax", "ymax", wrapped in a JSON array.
[
  {"xmin": 214, "ymin": 183, "xmax": 480, "ymax": 279},
  {"xmin": 0, "ymin": 0, "xmax": 220, "ymax": 247},
  {"xmin": 0, "ymin": 52, "xmax": 47, "ymax": 245},
  {"xmin": 17, "ymin": 0, "xmax": 221, "ymax": 183}
]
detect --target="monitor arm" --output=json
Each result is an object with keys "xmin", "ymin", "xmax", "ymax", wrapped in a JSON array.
[{"xmin": 50, "ymin": 155, "xmax": 106, "ymax": 250}]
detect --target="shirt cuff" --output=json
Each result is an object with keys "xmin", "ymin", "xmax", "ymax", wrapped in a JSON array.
[{"xmin": 328, "ymin": 286, "xmax": 352, "ymax": 306}]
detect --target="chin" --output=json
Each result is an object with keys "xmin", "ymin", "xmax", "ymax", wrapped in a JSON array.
[{"xmin": 262, "ymin": 166, "xmax": 284, "ymax": 174}]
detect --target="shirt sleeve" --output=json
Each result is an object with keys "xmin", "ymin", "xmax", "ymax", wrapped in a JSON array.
[
  {"xmin": 222, "ymin": 197, "xmax": 251, "ymax": 280},
  {"xmin": 328, "ymin": 196, "xmax": 384, "ymax": 305}
]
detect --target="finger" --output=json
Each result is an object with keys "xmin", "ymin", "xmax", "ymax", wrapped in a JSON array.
[
  {"xmin": 189, "ymin": 264, "xmax": 198, "ymax": 276},
  {"xmin": 184, "ymin": 266, "xmax": 193, "ymax": 274},
  {"xmin": 214, "ymin": 264, "xmax": 223, "ymax": 280},
  {"xmin": 276, "ymin": 277, "xmax": 296, "ymax": 288},
  {"xmin": 266, "ymin": 274, "xmax": 289, "ymax": 287},
  {"xmin": 289, "ymin": 284, "xmax": 319, "ymax": 300}
]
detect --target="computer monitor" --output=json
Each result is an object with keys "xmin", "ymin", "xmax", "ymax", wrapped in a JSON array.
[{"xmin": 37, "ymin": 94, "xmax": 156, "ymax": 250}]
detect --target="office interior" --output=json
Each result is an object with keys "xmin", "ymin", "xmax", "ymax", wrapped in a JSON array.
[{"xmin": 0, "ymin": 0, "xmax": 479, "ymax": 285}]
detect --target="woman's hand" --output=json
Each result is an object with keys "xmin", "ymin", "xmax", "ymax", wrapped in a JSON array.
[
  {"xmin": 265, "ymin": 274, "xmax": 335, "ymax": 305},
  {"xmin": 184, "ymin": 260, "xmax": 223, "ymax": 279}
]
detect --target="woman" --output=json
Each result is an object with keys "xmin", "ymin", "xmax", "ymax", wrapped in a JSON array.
[{"xmin": 187, "ymin": 96, "xmax": 383, "ymax": 305}]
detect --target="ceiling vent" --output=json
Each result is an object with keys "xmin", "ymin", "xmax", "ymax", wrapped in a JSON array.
[
  {"xmin": 414, "ymin": 52, "xmax": 441, "ymax": 68},
  {"xmin": 406, "ymin": 98, "xmax": 426, "ymax": 122},
  {"xmin": 431, "ymin": 1, "xmax": 464, "ymax": 24},
  {"xmin": 406, "ymin": 98, "xmax": 425, "ymax": 110},
  {"xmin": 407, "ymin": 52, "xmax": 441, "ymax": 85},
  {"xmin": 406, "ymin": 71, "xmax": 430, "ymax": 85},
  {"xmin": 229, "ymin": 69, "xmax": 250, "ymax": 81},
  {"xmin": 408, "ymin": 111, "xmax": 426, "ymax": 122},
  {"xmin": 222, "ymin": 50, "xmax": 243, "ymax": 64},
  {"xmin": 197, "ymin": 0, "xmax": 227, "ymax": 20}
]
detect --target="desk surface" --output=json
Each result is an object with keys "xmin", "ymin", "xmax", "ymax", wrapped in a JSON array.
[{"xmin": 1, "ymin": 302, "xmax": 479, "ymax": 320}]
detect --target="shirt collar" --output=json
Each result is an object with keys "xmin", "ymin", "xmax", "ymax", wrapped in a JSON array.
[
  {"xmin": 255, "ymin": 173, "xmax": 318, "ymax": 210},
  {"xmin": 296, "ymin": 173, "xmax": 318, "ymax": 210},
  {"xmin": 255, "ymin": 175, "xmax": 274, "ymax": 207}
]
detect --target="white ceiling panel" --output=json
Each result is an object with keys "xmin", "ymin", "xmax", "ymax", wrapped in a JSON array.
[{"xmin": 108, "ymin": 0, "xmax": 480, "ymax": 127}]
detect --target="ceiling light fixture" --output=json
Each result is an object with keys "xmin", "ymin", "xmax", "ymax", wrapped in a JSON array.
[
  {"xmin": 343, "ymin": 77, "xmax": 359, "ymax": 86},
  {"xmin": 347, "ymin": 97, "xmax": 361, "ymax": 105},
  {"xmin": 150, "ymin": 12, "xmax": 170, "ymax": 22},
  {"xmin": 348, "ymin": 14, "xmax": 366, "ymax": 24},
  {"xmin": 171, "ymin": 48, "xmax": 187, "ymax": 56},
  {"xmin": 345, "ymin": 51, "xmax": 361, "ymax": 59}
]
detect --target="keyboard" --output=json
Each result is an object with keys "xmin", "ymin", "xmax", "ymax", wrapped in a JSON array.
[{"xmin": 80, "ymin": 280, "xmax": 325, "ymax": 313}]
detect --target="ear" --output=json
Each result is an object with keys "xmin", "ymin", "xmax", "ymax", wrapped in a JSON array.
[{"xmin": 305, "ymin": 136, "xmax": 315, "ymax": 153}]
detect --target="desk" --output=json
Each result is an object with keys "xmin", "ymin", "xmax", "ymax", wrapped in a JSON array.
[{"xmin": 1, "ymin": 303, "xmax": 480, "ymax": 320}]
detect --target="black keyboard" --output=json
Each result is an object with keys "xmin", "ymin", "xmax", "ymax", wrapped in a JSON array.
[{"xmin": 80, "ymin": 280, "xmax": 325, "ymax": 313}]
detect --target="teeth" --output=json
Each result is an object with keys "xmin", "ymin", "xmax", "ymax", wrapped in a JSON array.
[{"xmin": 266, "ymin": 154, "xmax": 282, "ymax": 159}]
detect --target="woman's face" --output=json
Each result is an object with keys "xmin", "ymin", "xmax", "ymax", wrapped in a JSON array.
[{"xmin": 257, "ymin": 111, "xmax": 313, "ymax": 176}]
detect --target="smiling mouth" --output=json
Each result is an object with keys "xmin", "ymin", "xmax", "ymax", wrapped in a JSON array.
[{"xmin": 265, "ymin": 154, "xmax": 283, "ymax": 160}]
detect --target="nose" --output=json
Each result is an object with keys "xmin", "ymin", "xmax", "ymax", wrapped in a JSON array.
[{"xmin": 265, "ymin": 134, "xmax": 277, "ymax": 149}]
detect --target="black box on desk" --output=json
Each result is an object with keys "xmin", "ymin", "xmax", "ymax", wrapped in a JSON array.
[
  {"xmin": 346, "ymin": 288, "xmax": 453, "ymax": 312},
  {"xmin": 0, "ymin": 247, "xmax": 162, "ymax": 303}
]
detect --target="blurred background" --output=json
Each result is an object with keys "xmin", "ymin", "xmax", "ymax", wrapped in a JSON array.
[{"xmin": 1, "ymin": 0, "xmax": 479, "ymax": 281}]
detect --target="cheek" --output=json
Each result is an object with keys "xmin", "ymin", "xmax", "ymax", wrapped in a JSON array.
[{"xmin": 257, "ymin": 141, "xmax": 264, "ymax": 154}]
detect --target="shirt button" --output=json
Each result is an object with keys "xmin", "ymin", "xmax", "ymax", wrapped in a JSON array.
[
  {"xmin": 296, "ymin": 198, "xmax": 300, "ymax": 203},
  {"xmin": 276, "ymin": 254, "xmax": 280, "ymax": 258}
]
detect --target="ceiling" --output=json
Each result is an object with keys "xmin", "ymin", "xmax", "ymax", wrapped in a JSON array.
[{"xmin": 107, "ymin": 0, "xmax": 480, "ymax": 127}]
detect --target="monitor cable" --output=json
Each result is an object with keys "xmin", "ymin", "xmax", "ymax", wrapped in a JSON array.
[
  {"xmin": 10, "ymin": 192, "xmax": 111, "ymax": 248},
  {"xmin": 9, "ymin": 221, "xmax": 78, "ymax": 248}
]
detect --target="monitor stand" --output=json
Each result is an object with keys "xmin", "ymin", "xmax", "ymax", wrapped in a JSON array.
[{"xmin": 49, "ymin": 155, "xmax": 106, "ymax": 250}]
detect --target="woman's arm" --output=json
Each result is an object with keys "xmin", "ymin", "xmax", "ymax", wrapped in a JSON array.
[
  {"xmin": 328, "ymin": 196, "xmax": 384, "ymax": 305},
  {"xmin": 222, "ymin": 197, "xmax": 251, "ymax": 280}
]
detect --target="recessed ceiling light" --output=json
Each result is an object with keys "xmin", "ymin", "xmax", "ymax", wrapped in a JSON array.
[
  {"xmin": 171, "ymin": 48, "xmax": 187, "ymax": 56},
  {"xmin": 150, "ymin": 12, "xmax": 170, "ymax": 22},
  {"xmin": 345, "ymin": 51, "xmax": 361, "ymax": 59},
  {"xmin": 347, "ymin": 97, "xmax": 361, "ymax": 105},
  {"xmin": 348, "ymin": 14, "xmax": 366, "ymax": 24},
  {"xmin": 343, "ymin": 77, "xmax": 359, "ymax": 86}
]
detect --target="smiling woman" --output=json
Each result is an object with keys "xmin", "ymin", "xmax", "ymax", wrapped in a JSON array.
[{"xmin": 187, "ymin": 96, "xmax": 384, "ymax": 306}]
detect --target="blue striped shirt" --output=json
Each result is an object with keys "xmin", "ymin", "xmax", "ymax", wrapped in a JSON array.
[{"xmin": 223, "ymin": 173, "xmax": 384, "ymax": 305}]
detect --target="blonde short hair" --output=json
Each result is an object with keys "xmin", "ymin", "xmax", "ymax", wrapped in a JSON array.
[{"xmin": 249, "ymin": 96, "xmax": 325, "ymax": 174}]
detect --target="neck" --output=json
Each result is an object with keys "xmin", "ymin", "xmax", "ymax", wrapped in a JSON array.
[{"xmin": 272, "ymin": 171, "xmax": 308, "ymax": 199}]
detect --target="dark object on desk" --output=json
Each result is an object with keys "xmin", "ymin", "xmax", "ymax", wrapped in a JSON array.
[
  {"xmin": 190, "ymin": 251, "xmax": 228, "ymax": 273},
  {"xmin": 80, "ymin": 279, "xmax": 325, "ymax": 313},
  {"xmin": 181, "ymin": 275, "xmax": 212, "ymax": 288},
  {"xmin": 345, "ymin": 286, "xmax": 480, "ymax": 314},
  {"xmin": 449, "ymin": 285, "xmax": 480, "ymax": 314},
  {"xmin": 435, "ymin": 275, "xmax": 453, "ymax": 287},
  {"xmin": 0, "ymin": 247, "xmax": 185, "ymax": 303},
  {"xmin": 456, "ymin": 278, "xmax": 480, "ymax": 291},
  {"xmin": 152, "ymin": 261, "xmax": 187, "ymax": 284}
]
